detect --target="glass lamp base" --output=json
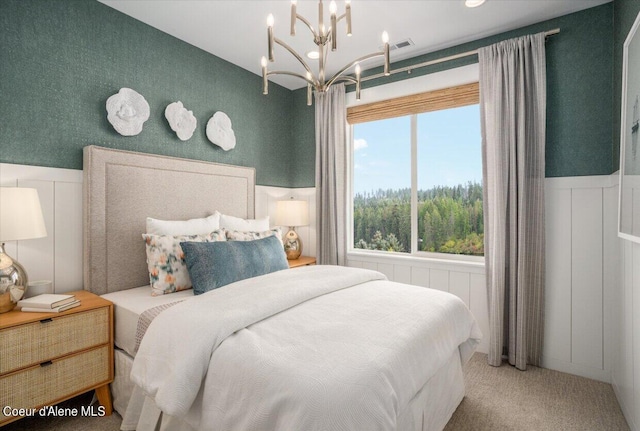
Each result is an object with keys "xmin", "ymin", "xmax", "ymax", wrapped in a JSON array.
[
  {"xmin": 0, "ymin": 243, "xmax": 28, "ymax": 313},
  {"xmin": 284, "ymin": 228, "xmax": 302, "ymax": 260}
]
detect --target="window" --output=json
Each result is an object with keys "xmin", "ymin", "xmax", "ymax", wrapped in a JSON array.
[{"xmin": 348, "ymin": 82, "xmax": 483, "ymax": 258}]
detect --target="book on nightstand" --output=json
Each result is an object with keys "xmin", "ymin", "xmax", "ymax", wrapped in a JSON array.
[
  {"xmin": 20, "ymin": 299, "xmax": 81, "ymax": 313},
  {"xmin": 17, "ymin": 294, "xmax": 76, "ymax": 310}
]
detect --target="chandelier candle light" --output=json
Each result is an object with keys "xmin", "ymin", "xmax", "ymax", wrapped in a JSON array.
[{"xmin": 262, "ymin": 0, "xmax": 391, "ymax": 105}]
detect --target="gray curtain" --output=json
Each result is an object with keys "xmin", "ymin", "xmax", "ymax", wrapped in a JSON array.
[
  {"xmin": 478, "ymin": 33, "xmax": 546, "ymax": 370},
  {"xmin": 315, "ymin": 83, "xmax": 347, "ymax": 266}
]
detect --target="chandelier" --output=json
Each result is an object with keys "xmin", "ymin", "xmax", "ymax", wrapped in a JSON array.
[{"xmin": 261, "ymin": 0, "xmax": 391, "ymax": 105}]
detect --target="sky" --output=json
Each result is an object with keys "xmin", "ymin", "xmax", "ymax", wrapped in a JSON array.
[{"xmin": 353, "ymin": 104, "xmax": 482, "ymax": 195}]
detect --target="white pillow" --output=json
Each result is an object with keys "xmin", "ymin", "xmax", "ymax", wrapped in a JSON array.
[
  {"xmin": 226, "ymin": 227, "xmax": 283, "ymax": 245},
  {"xmin": 219, "ymin": 213, "xmax": 269, "ymax": 232},
  {"xmin": 146, "ymin": 213, "xmax": 221, "ymax": 236}
]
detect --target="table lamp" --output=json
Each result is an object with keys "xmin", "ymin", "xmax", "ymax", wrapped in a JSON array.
[
  {"xmin": 0, "ymin": 187, "xmax": 47, "ymax": 313},
  {"xmin": 275, "ymin": 199, "xmax": 309, "ymax": 260}
]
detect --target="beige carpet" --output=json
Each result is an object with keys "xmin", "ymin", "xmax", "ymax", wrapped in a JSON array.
[
  {"xmin": 2, "ymin": 353, "xmax": 630, "ymax": 430},
  {"xmin": 445, "ymin": 353, "xmax": 630, "ymax": 431}
]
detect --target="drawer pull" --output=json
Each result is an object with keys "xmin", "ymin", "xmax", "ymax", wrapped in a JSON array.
[
  {"xmin": 39, "ymin": 318, "xmax": 53, "ymax": 324},
  {"xmin": 40, "ymin": 360, "xmax": 53, "ymax": 367}
]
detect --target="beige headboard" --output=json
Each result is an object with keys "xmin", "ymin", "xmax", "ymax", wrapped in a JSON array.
[{"xmin": 83, "ymin": 146, "xmax": 255, "ymax": 295}]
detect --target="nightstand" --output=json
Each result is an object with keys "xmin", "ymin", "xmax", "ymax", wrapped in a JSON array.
[
  {"xmin": 0, "ymin": 290, "xmax": 114, "ymax": 426},
  {"xmin": 288, "ymin": 256, "xmax": 317, "ymax": 268}
]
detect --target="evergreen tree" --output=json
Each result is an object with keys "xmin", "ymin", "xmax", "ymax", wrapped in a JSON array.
[{"xmin": 353, "ymin": 182, "xmax": 483, "ymax": 256}]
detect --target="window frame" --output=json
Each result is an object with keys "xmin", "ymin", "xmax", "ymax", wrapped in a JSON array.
[{"xmin": 346, "ymin": 65, "xmax": 483, "ymax": 263}]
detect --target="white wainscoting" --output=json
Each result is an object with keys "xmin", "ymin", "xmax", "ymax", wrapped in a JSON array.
[
  {"xmin": 542, "ymin": 174, "xmax": 620, "ymax": 383},
  {"xmin": 0, "ymin": 163, "xmax": 83, "ymax": 294},
  {"xmin": 3, "ymin": 163, "xmax": 634, "ymax": 403}
]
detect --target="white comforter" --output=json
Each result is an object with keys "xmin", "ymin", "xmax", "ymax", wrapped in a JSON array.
[{"xmin": 131, "ymin": 265, "xmax": 481, "ymax": 431}]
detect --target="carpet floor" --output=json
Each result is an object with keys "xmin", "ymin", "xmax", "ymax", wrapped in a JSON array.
[
  {"xmin": 1, "ymin": 353, "xmax": 630, "ymax": 430},
  {"xmin": 445, "ymin": 353, "xmax": 630, "ymax": 431}
]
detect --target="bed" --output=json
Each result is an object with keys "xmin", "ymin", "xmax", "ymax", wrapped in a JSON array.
[{"xmin": 82, "ymin": 145, "xmax": 481, "ymax": 431}]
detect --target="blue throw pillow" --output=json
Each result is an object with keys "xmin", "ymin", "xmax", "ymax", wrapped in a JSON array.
[{"xmin": 181, "ymin": 235, "xmax": 289, "ymax": 294}]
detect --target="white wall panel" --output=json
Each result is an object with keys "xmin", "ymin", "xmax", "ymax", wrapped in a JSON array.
[
  {"xmin": 543, "ymin": 187, "xmax": 572, "ymax": 364},
  {"xmin": 449, "ymin": 271, "xmax": 470, "ymax": 307},
  {"xmin": 376, "ymin": 263, "xmax": 395, "ymax": 280},
  {"xmin": 429, "ymin": 269, "xmax": 449, "ymax": 292},
  {"xmin": 410, "ymin": 267, "xmax": 430, "ymax": 288},
  {"xmin": 0, "ymin": 164, "xmax": 83, "ymax": 295},
  {"xmin": 603, "ymin": 185, "xmax": 619, "ymax": 373},
  {"xmin": 54, "ymin": 182, "xmax": 83, "ymax": 293},
  {"xmin": 571, "ymin": 188, "xmax": 603, "ymax": 370},
  {"xmin": 362, "ymin": 261, "xmax": 378, "ymax": 271},
  {"xmin": 469, "ymin": 273, "xmax": 489, "ymax": 355},
  {"xmin": 16, "ymin": 179, "xmax": 55, "ymax": 286},
  {"xmin": 393, "ymin": 265, "xmax": 412, "ymax": 284}
]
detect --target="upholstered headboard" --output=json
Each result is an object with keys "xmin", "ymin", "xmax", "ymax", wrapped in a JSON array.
[{"xmin": 83, "ymin": 146, "xmax": 255, "ymax": 295}]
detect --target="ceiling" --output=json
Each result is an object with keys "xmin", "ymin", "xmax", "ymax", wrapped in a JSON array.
[{"xmin": 99, "ymin": 0, "xmax": 611, "ymax": 90}]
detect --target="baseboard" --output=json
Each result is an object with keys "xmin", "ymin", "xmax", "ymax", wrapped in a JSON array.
[
  {"xmin": 612, "ymin": 374, "xmax": 638, "ymax": 431},
  {"xmin": 541, "ymin": 356, "xmax": 611, "ymax": 383}
]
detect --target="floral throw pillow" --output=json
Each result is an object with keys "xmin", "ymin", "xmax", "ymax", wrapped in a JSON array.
[
  {"xmin": 225, "ymin": 227, "xmax": 283, "ymax": 245},
  {"xmin": 143, "ymin": 229, "xmax": 226, "ymax": 296}
]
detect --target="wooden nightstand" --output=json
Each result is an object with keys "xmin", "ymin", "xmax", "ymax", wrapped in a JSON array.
[
  {"xmin": 0, "ymin": 290, "xmax": 114, "ymax": 426},
  {"xmin": 288, "ymin": 256, "xmax": 317, "ymax": 268}
]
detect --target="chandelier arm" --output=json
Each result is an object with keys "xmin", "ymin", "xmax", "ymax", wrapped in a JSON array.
[
  {"xmin": 295, "ymin": 14, "xmax": 319, "ymax": 39},
  {"xmin": 330, "ymin": 76, "xmax": 357, "ymax": 84},
  {"xmin": 274, "ymin": 37, "xmax": 316, "ymax": 82},
  {"xmin": 325, "ymin": 51, "xmax": 385, "ymax": 88},
  {"xmin": 267, "ymin": 70, "xmax": 315, "ymax": 86}
]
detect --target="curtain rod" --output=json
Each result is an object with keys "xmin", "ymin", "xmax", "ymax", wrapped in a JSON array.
[{"xmin": 352, "ymin": 28, "xmax": 560, "ymax": 84}]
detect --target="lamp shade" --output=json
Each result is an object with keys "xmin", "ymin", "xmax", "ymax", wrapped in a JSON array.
[
  {"xmin": 0, "ymin": 187, "xmax": 47, "ymax": 242},
  {"xmin": 275, "ymin": 199, "xmax": 309, "ymax": 227}
]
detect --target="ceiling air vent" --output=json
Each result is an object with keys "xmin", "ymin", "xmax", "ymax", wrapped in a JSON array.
[
  {"xmin": 392, "ymin": 39, "xmax": 414, "ymax": 50},
  {"xmin": 381, "ymin": 38, "xmax": 415, "ymax": 51}
]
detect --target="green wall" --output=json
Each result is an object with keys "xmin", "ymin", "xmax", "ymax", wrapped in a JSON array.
[
  {"xmin": 1, "ymin": 1, "xmax": 620, "ymax": 188},
  {"xmin": 291, "ymin": 3, "xmax": 616, "ymax": 186},
  {"xmin": 0, "ymin": 0, "xmax": 294, "ymax": 187},
  {"xmin": 289, "ymin": 87, "xmax": 316, "ymax": 188}
]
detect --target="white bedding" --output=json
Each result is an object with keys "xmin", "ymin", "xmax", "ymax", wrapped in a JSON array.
[
  {"xmin": 131, "ymin": 265, "xmax": 482, "ymax": 431},
  {"xmin": 102, "ymin": 286, "xmax": 194, "ymax": 357}
]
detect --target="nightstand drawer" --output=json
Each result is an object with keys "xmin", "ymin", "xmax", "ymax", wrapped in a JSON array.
[
  {"xmin": 0, "ymin": 307, "xmax": 109, "ymax": 374},
  {"xmin": 0, "ymin": 344, "xmax": 110, "ymax": 423}
]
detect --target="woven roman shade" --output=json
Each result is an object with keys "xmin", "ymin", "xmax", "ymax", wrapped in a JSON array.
[{"xmin": 346, "ymin": 82, "xmax": 479, "ymax": 124}]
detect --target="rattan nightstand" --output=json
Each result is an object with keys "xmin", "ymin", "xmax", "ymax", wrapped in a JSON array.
[
  {"xmin": 288, "ymin": 256, "xmax": 317, "ymax": 268},
  {"xmin": 0, "ymin": 290, "xmax": 114, "ymax": 426}
]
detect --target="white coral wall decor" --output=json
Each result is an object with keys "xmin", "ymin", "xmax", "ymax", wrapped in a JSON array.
[
  {"xmin": 206, "ymin": 112, "xmax": 236, "ymax": 151},
  {"xmin": 106, "ymin": 88, "xmax": 150, "ymax": 136},
  {"xmin": 165, "ymin": 101, "xmax": 197, "ymax": 141}
]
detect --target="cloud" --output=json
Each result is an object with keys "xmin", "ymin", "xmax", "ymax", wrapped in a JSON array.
[{"xmin": 354, "ymin": 138, "xmax": 368, "ymax": 151}]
